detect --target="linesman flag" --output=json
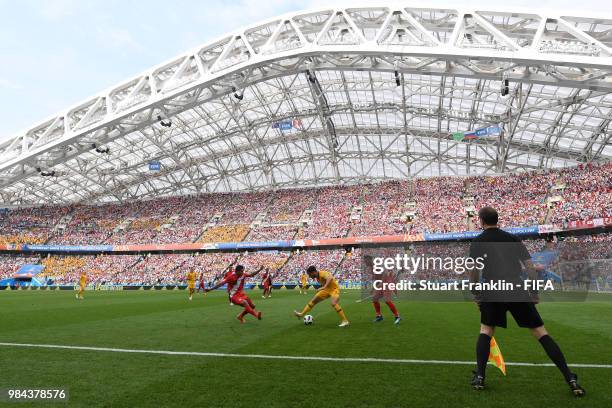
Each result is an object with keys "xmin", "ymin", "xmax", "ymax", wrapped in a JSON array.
[{"xmin": 488, "ymin": 337, "xmax": 506, "ymax": 375}]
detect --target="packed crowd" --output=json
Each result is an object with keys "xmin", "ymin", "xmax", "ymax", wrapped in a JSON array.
[
  {"xmin": 1, "ymin": 163, "xmax": 610, "ymax": 286},
  {"xmin": 549, "ymin": 163, "xmax": 611, "ymax": 224},
  {"xmin": 2, "ymin": 163, "xmax": 609, "ymax": 248},
  {"xmin": 410, "ymin": 177, "xmax": 467, "ymax": 233},
  {"xmin": 246, "ymin": 226, "xmax": 298, "ymax": 241},
  {"xmin": 1, "ymin": 231, "xmax": 610, "ymax": 286},
  {"xmin": 200, "ymin": 225, "xmax": 250, "ymax": 243}
]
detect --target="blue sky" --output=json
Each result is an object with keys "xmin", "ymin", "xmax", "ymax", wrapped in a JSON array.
[{"xmin": 0, "ymin": 0, "xmax": 609, "ymax": 140}]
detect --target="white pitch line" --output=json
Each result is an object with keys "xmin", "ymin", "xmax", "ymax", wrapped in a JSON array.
[{"xmin": 0, "ymin": 342, "xmax": 610, "ymax": 369}]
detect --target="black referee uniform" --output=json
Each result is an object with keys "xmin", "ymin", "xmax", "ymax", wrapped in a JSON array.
[
  {"xmin": 469, "ymin": 223, "xmax": 585, "ymax": 396},
  {"xmin": 469, "ymin": 227, "xmax": 543, "ymax": 328}
]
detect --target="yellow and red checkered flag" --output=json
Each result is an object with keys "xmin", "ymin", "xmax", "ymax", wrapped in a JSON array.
[{"xmin": 488, "ymin": 337, "xmax": 506, "ymax": 375}]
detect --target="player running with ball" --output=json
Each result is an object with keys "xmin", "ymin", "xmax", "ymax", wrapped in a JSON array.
[
  {"xmin": 294, "ymin": 265, "xmax": 349, "ymax": 327},
  {"xmin": 205, "ymin": 264, "xmax": 265, "ymax": 323}
]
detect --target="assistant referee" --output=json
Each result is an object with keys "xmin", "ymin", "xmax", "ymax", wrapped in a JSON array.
[{"xmin": 468, "ymin": 207, "xmax": 585, "ymax": 396}]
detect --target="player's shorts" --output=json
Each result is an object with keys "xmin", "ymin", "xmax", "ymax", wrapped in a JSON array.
[
  {"xmin": 188, "ymin": 283, "xmax": 195, "ymax": 290},
  {"xmin": 79, "ymin": 285, "xmax": 85, "ymax": 291},
  {"xmin": 301, "ymin": 284, "xmax": 308, "ymax": 289},
  {"xmin": 480, "ymin": 302, "xmax": 544, "ymax": 328},
  {"xmin": 263, "ymin": 282, "xmax": 270, "ymax": 289},
  {"xmin": 372, "ymin": 290, "xmax": 393, "ymax": 302},
  {"xmin": 315, "ymin": 287, "xmax": 340, "ymax": 300},
  {"xmin": 230, "ymin": 292, "xmax": 249, "ymax": 305}
]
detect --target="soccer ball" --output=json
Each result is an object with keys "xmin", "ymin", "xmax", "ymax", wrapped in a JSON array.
[{"xmin": 303, "ymin": 315, "xmax": 313, "ymax": 325}]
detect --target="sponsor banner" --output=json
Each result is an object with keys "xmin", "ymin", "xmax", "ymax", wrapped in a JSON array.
[
  {"xmin": 538, "ymin": 224, "xmax": 562, "ymax": 234},
  {"xmin": 0, "ymin": 221, "xmax": 606, "ymax": 254},
  {"xmin": 302, "ymin": 234, "xmax": 425, "ymax": 247},
  {"xmin": 455, "ymin": 125, "xmax": 502, "ymax": 141},
  {"xmin": 424, "ymin": 231, "xmax": 482, "ymax": 241},
  {"xmin": 566, "ymin": 217, "xmax": 612, "ymax": 230},
  {"xmin": 271, "ymin": 118, "xmax": 303, "ymax": 131},
  {"xmin": 148, "ymin": 161, "xmax": 161, "ymax": 171},
  {"xmin": 217, "ymin": 240, "xmax": 296, "ymax": 250},
  {"xmin": 113, "ymin": 243, "xmax": 205, "ymax": 252},
  {"xmin": 504, "ymin": 226, "xmax": 540, "ymax": 235},
  {"xmin": 424, "ymin": 226, "xmax": 539, "ymax": 241},
  {"xmin": 20, "ymin": 244, "xmax": 113, "ymax": 252}
]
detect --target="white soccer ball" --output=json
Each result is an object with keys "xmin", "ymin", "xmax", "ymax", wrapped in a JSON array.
[{"xmin": 303, "ymin": 314, "xmax": 313, "ymax": 325}]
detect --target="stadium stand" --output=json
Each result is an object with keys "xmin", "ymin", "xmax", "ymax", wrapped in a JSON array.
[{"xmin": 1, "ymin": 163, "xmax": 610, "ymax": 286}]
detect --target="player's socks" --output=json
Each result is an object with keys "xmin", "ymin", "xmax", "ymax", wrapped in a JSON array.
[
  {"xmin": 373, "ymin": 301, "xmax": 381, "ymax": 315},
  {"xmin": 333, "ymin": 304, "xmax": 348, "ymax": 322},
  {"xmin": 300, "ymin": 301, "xmax": 314, "ymax": 315},
  {"xmin": 385, "ymin": 301, "xmax": 399, "ymax": 318},
  {"xmin": 245, "ymin": 305, "xmax": 259, "ymax": 317},
  {"xmin": 538, "ymin": 335, "xmax": 573, "ymax": 382},
  {"xmin": 476, "ymin": 333, "xmax": 491, "ymax": 378}
]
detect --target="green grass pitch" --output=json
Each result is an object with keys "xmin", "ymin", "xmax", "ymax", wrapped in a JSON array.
[{"xmin": 1, "ymin": 289, "xmax": 611, "ymax": 408}]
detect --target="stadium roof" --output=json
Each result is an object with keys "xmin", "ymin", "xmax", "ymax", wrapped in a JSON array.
[{"xmin": 1, "ymin": 4, "xmax": 612, "ymax": 206}]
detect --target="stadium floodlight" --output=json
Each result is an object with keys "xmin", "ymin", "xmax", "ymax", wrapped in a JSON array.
[
  {"xmin": 501, "ymin": 79, "xmax": 510, "ymax": 97},
  {"xmin": 394, "ymin": 70, "xmax": 401, "ymax": 87},
  {"xmin": 231, "ymin": 86, "xmax": 244, "ymax": 101},
  {"xmin": 306, "ymin": 70, "xmax": 316, "ymax": 84},
  {"xmin": 39, "ymin": 169, "xmax": 55, "ymax": 177},
  {"xmin": 92, "ymin": 143, "xmax": 110, "ymax": 154},
  {"xmin": 157, "ymin": 114, "xmax": 172, "ymax": 128}
]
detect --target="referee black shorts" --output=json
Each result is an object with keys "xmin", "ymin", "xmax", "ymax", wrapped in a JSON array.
[{"xmin": 480, "ymin": 302, "xmax": 544, "ymax": 328}]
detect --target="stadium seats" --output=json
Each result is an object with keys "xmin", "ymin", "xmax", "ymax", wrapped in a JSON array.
[{"xmin": 1, "ymin": 163, "xmax": 610, "ymax": 285}]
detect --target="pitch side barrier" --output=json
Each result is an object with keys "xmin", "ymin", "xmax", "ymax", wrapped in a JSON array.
[{"xmin": 0, "ymin": 217, "xmax": 610, "ymax": 256}]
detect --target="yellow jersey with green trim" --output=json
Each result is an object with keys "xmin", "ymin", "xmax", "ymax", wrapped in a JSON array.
[
  {"xmin": 187, "ymin": 271, "xmax": 196, "ymax": 285},
  {"xmin": 316, "ymin": 270, "xmax": 338, "ymax": 291}
]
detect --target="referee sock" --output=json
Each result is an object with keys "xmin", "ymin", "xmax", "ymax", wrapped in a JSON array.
[
  {"xmin": 333, "ymin": 304, "xmax": 348, "ymax": 322},
  {"xmin": 300, "ymin": 302, "xmax": 314, "ymax": 315},
  {"xmin": 373, "ymin": 301, "xmax": 381, "ymax": 316},
  {"xmin": 476, "ymin": 333, "xmax": 491, "ymax": 378},
  {"xmin": 538, "ymin": 335, "xmax": 572, "ymax": 382}
]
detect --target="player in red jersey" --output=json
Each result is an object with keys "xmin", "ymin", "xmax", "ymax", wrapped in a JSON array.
[
  {"xmin": 211, "ymin": 263, "xmax": 237, "ymax": 305},
  {"xmin": 197, "ymin": 272, "xmax": 206, "ymax": 293},
  {"xmin": 205, "ymin": 264, "xmax": 265, "ymax": 323},
  {"xmin": 364, "ymin": 255, "xmax": 401, "ymax": 324},
  {"xmin": 261, "ymin": 269, "xmax": 273, "ymax": 298}
]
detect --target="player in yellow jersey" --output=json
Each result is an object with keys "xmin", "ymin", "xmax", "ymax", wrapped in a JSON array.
[
  {"xmin": 76, "ymin": 271, "xmax": 86, "ymax": 300},
  {"xmin": 299, "ymin": 272, "xmax": 308, "ymax": 294},
  {"xmin": 187, "ymin": 270, "xmax": 197, "ymax": 301},
  {"xmin": 294, "ymin": 265, "xmax": 349, "ymax": 327}
]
